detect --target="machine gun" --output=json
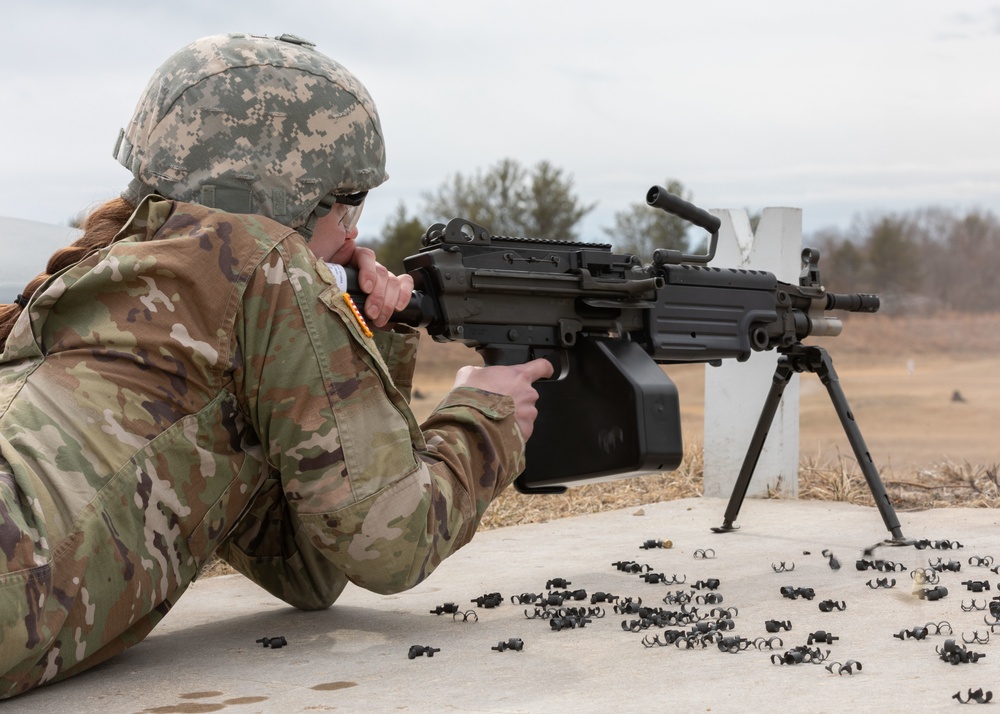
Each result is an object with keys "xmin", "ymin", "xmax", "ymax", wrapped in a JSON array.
[{"xmin": 353, "ymin": 187, "xmax": 905, "ymax": 541}]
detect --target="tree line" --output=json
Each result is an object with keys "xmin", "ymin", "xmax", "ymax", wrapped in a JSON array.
[
  {"xmin": 365, "ymin": 158, "xmax": 1000, "ymax": 314},
  {"xmin": 815, "ymin": 208, "xmax": 1000, "ymax": 313}
]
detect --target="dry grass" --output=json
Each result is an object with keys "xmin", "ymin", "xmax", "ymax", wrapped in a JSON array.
[
  {"xmin": 478, "ymin": 448, "xmax": 1000, "ymax": 531},
  {"xmin": 479, "ymin": 444, "xmax": 706, "ymax": 530},
  {"xmin": 795, "ymin": 453, "xmax": 1000, "ymax": 512}
]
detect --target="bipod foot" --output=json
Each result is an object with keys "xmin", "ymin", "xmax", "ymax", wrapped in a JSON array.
[
  {"xmin": 862, "ymin": 535, "xmax": 916, "ymax": 558},
  {"xmin": 710, "ymin": 522, "xmax": 740, "ymax": 534}
]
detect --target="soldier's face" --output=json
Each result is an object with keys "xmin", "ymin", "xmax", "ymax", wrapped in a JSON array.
[{"xmin": 309, "ymin": 204, "xmax": 360, "ymax": 264}]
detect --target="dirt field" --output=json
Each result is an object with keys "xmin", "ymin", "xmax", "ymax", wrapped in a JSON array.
[{"xmin": 408, "ymin": 312, "xmax": 1000, "ymax": 475}]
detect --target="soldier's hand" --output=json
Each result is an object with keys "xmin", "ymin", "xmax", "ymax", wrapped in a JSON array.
[
  {"xmin": 351, "ymin": 247, "xmax": 414, "ymax": 327},
  {"xmin": 452, "ymin": 358, "xmax": 554, "ymax": 440}
]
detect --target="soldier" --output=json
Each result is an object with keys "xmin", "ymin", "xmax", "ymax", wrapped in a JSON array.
[{"xmin": 0, "ymin": 33, "xmax": 552, "ymax": 698}]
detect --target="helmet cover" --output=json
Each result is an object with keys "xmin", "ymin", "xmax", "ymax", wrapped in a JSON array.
[{"xmin": 113, "ymin": 33, "xmax": 387, "ymax": 236}]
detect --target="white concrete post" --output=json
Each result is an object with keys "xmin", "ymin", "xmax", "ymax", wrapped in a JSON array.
[{"xmin": 702, "ymin": 208, "xmax": 802, "ymax": 499}]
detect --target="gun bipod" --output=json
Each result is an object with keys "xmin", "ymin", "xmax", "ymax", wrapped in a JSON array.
[{"xmin": 710, "ymin": 343, "xmax": 905, "ymax": 541}]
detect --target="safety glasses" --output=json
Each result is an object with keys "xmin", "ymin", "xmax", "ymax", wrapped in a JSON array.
[{"xmin": 335, "ymin": 191, "xmax": 368, "ymax": 232}]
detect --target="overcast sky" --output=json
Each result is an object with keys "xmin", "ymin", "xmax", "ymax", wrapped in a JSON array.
[{"xmin": 2, "ymin": 1, "xmax": 998, "ymax": 245}]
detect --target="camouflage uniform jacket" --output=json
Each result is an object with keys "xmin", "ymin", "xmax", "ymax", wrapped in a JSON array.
[{"xmin": 0, "ymin": 196, "xmax": 525, "ymax": 697}]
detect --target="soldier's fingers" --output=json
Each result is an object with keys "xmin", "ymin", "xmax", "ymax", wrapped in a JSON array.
[
  {"xmin": 352, "ymin": 246, "xmax": 380, "ymax": 293},
  {"xmin": 350, "ymin": 248, "xmax": 393, "ymax": 324},
  {"xmin": 371, "ymin": 272, "xmax": 407, "ymax": 326},
  {"xmin": 366, "ymin": 266, "xmax": 396, "ymax": 326},
  {"xmin": 519, "ymin": 357, "xmax": 555, "ymax": 382},
  {"xmin": 393, "ymin": 273, "xmax": 414, "ymax": 312}
]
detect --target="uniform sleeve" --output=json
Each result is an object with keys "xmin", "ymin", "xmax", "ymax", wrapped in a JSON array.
[{"xmin": 219, "ymin": 240, "xmax": 525, "ymax": 606}]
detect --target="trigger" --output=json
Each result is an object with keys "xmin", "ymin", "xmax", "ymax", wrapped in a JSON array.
[{"xmin": 539, "ymin": 351, "xmax": 568, "ymax": 381}]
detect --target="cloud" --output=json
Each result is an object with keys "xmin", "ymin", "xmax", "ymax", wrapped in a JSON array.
[{"xmin": 1, "ymin": 0, "xmax": 998, "ymax": 242}]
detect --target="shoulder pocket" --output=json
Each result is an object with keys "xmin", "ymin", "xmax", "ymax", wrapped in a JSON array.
[{"xmin": 314, "ymin": 285, "xmax": 419, "ymax": 505}]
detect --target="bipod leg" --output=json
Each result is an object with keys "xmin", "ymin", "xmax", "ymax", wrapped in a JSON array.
[
  {"xmin": 712, "ymin": 357, "xmax": 796, "ymax": 533},
  {"xmin": 811, "ymin": 347, "xmax": 906, "ymax": 541}
]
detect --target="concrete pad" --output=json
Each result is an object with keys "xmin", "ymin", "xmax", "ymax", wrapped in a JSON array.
[{"xmin": 6, "ymin": 497, "xmax": 1000, "ymax": 713}]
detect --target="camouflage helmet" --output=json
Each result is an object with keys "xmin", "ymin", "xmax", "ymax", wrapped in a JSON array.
[{"xmin": 113, "ymin": 33, "xmax": 387, "ymax": 238}]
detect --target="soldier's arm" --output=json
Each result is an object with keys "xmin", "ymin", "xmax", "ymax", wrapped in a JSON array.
[{"xmin": 219, "ymin": 237, "xmax": 525, "ymax": 607}]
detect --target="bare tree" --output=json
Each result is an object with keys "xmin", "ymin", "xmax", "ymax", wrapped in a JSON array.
[
  {"xmin": 422, "ymin": 159, "xmax": 594, "ymax": 240},
  {"xmin": 602, "ymin": 179, "xmax": 691, "ymax": 256}
]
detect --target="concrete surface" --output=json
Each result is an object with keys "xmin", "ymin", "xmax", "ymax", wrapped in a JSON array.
[{"xmin": 5, "ymin": 496, "xmax": 1000, "ymax": 713}]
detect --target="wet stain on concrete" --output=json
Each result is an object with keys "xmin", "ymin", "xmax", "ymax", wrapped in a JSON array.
[
  {"xmin": 143, "ymin": 694, "xmax": 269, "ymax": 712},
  {"xmin": 311, "ymin": 681, "xmax": 358, "ymax": 691},
  {"xmin": 179, "ymin": 692, "xmax": 224, "ymax": 699}
]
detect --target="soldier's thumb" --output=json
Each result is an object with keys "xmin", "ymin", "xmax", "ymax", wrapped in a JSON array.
[{"xmin": 521, "ymin": 357, "xmax": 555, "ymax": 383}]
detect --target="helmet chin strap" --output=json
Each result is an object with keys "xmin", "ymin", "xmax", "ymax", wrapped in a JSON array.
[
  {"xmin": 298, "ymin": 194, "xmax": 336, "ymax": 241},
  {"xmin": 122, "ymin": 178, "xmax": 157, "ymax": 207},
  {"xmin": 298, "ymin": 212, "xmax": 319, "ymax": 241}
]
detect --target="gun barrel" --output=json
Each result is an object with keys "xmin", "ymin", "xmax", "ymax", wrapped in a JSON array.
[{"xmin": 825, "ymin": 292, "xmax": 880, "ymax": 313}]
